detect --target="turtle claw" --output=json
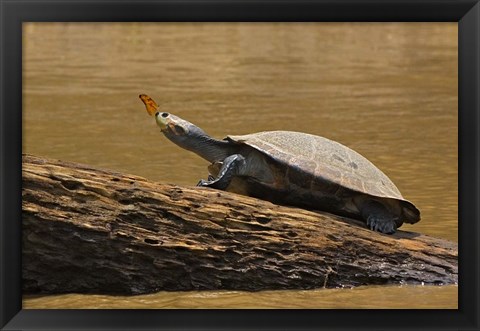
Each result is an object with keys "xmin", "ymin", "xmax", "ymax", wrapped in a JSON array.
[
  {"xmin": 196, "ymin": 179, "xmax": 210, "ymax": 187},
  {"xmin": 197, "ymin": 175, "xmax": 216, "ymax": 187}
]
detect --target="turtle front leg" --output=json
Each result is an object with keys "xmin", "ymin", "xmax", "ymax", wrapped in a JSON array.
[
  {"xmin": 360, "ymin": 200, "xmax": 402, "ymax": 234},
  {"xmin": 197, "ymin": 154, "xmax": 247, "ymax": 190}
]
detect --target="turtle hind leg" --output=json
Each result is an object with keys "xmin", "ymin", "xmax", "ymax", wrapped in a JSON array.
[
  {"xmin": 367, "ymin": 216, "xmax": 397, "ymax": 234},
  {"xmin": 360, "ymin": 200, "xmax": 400, "ymax": 234},
  {"xmin": 197, "ymin": 154, "xmax": 246, "ymax": 191}
]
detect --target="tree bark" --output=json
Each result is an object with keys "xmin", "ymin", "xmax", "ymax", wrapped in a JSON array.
[{"xmin": 22, "ymin": 154, "xmax": 458, "ymax": 295}]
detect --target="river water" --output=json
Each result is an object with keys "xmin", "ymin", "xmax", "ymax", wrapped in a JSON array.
[{"xmin": 23, "ymin": 23, "xmax": 457, "ymax": 309}]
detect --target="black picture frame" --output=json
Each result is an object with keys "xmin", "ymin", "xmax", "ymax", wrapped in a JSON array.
[{"xmin": 1, "ymin": 1, "xmax": 478, "ymax": 330}]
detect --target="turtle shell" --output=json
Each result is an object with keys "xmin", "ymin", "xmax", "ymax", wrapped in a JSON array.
[{"xmin": 227, "ymin": 131, "xmax": 404, "ymax": 201}]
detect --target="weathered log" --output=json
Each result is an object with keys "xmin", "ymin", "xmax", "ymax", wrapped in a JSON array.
[{"xmin": 22, "ymin": 154, "xmax": 458, "ymax": 295}]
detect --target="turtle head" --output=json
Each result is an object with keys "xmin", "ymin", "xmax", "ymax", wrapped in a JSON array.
[{"xmin": 154, "ymin": 111, "xmax": 196, "ymax": 137}]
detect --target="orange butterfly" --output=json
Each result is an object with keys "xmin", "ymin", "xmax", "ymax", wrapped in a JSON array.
[{"xmin": 139, "ymin": 94, "xmax": 159, "ymax": 116}]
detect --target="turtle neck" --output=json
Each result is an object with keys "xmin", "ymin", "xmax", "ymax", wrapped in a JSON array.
[{"xmin": 162, "ymin": 128, "xmax": 237, "ymax": 163}]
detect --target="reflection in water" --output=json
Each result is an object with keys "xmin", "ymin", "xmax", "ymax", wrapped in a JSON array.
[
  {"xmin": 24, "ymin": 285, "xmax": 457, "ymax": 309},
  {"xmin": 23, "ymin": 23, "xmax": 457, "ymax": 309}
]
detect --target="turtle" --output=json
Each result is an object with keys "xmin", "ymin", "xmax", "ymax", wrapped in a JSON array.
[{"xmin": 139, "ymin": 94, "xmax": 420, "ymax": 234}]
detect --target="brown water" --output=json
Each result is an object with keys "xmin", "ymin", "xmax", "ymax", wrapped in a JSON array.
[{"xmin": 23, "ymin": 23, "xmax": 458, "ymax": 309}]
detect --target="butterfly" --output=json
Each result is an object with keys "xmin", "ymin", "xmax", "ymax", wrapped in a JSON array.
[{"xmin": 139, "ymin": 94, "xmax": 159, "ymax": 116}]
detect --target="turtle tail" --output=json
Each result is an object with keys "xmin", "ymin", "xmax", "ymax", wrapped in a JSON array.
[{"xmin": 401, "ymin": 201, "xmax": 421, "ymax": 224}]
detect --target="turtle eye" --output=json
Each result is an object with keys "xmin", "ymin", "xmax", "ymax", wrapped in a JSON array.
[{"xmin": 161, "ymin": 112, "xmax": 169, "ymax": 118}]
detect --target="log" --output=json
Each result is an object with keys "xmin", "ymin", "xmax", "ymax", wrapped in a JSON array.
[{"xmin": 22, "ymin": 154, "xmax": 458, "ymax": 295}]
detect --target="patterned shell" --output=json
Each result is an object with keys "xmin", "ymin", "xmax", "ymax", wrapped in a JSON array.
[{"xmin": 227, "ymin": 131, "xmax": 405, "ymax": 201}]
